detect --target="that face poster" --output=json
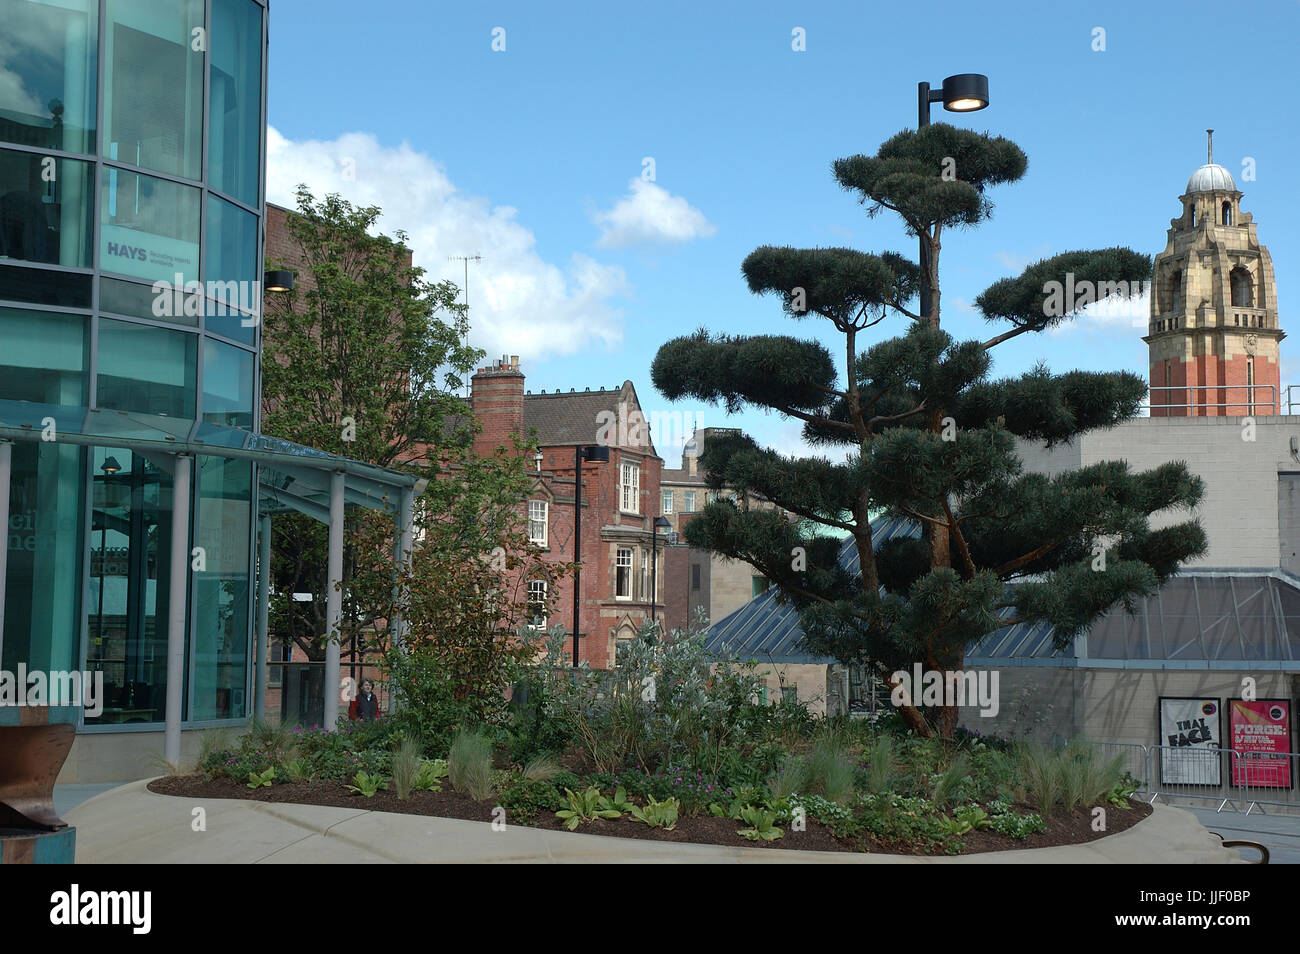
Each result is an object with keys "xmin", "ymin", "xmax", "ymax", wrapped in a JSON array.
[
  {"xmin": 1158, "ymin": 697, "xmax": 1222, "ymax": 786},
  {"xmin": 1229, "ymin": 700, "xmax": 1293, "ymax": 789}
]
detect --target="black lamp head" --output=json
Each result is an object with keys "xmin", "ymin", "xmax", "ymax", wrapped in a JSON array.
[
  {"xmin": 101, "ymin": 456, "xmax": 122, "ymax": 475},
  {"xmin": 581, "ymin": 445, "xmax": 611, "ymax": 463},
  {"xmin": 941, "ymin": 73, "xmax": 989, "ymax": 112},
  {"xmin": 265, "ymin": 270, "xmax": 295, "ymax": 293}
]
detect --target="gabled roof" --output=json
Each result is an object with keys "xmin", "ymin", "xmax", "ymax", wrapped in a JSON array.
[{"xmin": 523, "ymin": 379, "xmax": 658, "ymax": 457}]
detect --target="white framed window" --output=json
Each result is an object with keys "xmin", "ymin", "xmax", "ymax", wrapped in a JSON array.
[
  {"xmin": 621, "ymin": 460, "xmax": 640, "ymax": 512},
  {"xmin": 528, "ymin": 500, "xmax": 548, "ymax": 546},
  {"xmin": 640, "ymin": 549, "xmax": 649, "ymax": 601},
  {"xmin": 527, "ymin": 579, "xmax": 547, "ymax": 629},
  {"xmin": 662, "ymin": 490, "xmax": 673, "ymax": 514},
  {"xmin": 684, "ymin": 490, "xmax": 695, "ymax": 512},
  {"xmin": 616, "ymin": 547, "xmax": 633, "ymax": 599}
]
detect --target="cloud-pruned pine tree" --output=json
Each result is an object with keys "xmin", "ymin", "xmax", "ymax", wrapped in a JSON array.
[{"xmin": 651, "ymin": 124, "xmax": 1206, "ymax": 738}]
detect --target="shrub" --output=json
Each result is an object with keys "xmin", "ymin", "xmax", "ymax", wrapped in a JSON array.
[
  {"xmin": 522, "ymin": 754, "xmax": 561, "ymax": 782},
  {"xmin": 448, "ymin": 728, "xmax": 496, "ymax": 801},
  {"xmin": 859, "ymin": 734, "xmax": 896, "ymax": 795},
  {"xmin": 391, "ymin": 737, "xmax": 423, "ymax": 800},
  {"xmin": 1017, "ymin": 744, "xmax": 1062, "ymax": 817},
  {"xmin": 499, "ymin": 776, "xmax": 562, "ymax": 823},
  {"xmin": 805, "ymin": 741, "xmax": 856, "ymax": 804},
  {"xmin": 629, "ymin": 796, "xmax": 680, "ymax": 830},
  {"xmin": 931, "ymin": 753, "xmax": 972, "ymax": 809},
  {"xmin": 767, "ymin": 757, "xmax": 809, "ymax": 799}
]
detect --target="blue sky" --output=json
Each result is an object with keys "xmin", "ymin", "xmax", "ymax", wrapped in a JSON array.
[{"xmin": 264, "ymin": 0, "xmax": 1300, "ymax": 465}]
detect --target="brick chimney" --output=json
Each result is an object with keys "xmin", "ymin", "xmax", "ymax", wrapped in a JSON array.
[{"xmin": 471, "ymin": 354, "xmax": 524, "ymax": 456}]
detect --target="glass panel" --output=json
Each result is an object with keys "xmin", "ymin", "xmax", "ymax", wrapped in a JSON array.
[
  {"xmin": 0, "ymin": 262, "xmax": 91, "ymax": 308},
  {"xmin": 99, "ymin": 167, "xmax": 200, "ymax": 284},
  {"xmin": 2, "ymin": 441, "xmax": 84, "ymax": 679},
  {"xmin": 202, "ymin": 338, "xmax": 253, "ymax": 429},
  {"xmin": 99, "ymin": 275, "xmax": 198, "ymax": 326},
  {"xmin": 208, "ymin": 0, "xmax": 263, "ymax": 206},
  {"xmin": 0, "ymin": 0, "xmax": 97, "ymax": 154},
  {"xmin": 204, "ymin": 195, "xmax": 259, "ymax": 343},
  {"xmin": 85, "ymin": 446, "xmax": 176, "ymax": 725},
  {"xmin": 0, "ymin": 305, "xmax": 87, "ymax": 404},
  {"xmin": 96, "ymin": 317, "xmax": 196, "ymax": 417},
  {"xmin": 103, "ymin": 0, "xmax": 204, "ymax": 180},
  {"xmin": 191, "ymin": 455, "xmax": 251, "ymax": 720},
  {"xmin": 0, "ymin": 148, "xmax": 92, "ymax": 266}
]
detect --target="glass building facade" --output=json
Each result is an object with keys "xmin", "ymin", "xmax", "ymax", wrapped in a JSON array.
[{"xmin": 1, "ymin": 0, "xmax": 267, "ymax": 728}]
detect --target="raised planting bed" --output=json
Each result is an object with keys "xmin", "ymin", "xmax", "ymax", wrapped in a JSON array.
[{"xmin": 147, "ymin": 775, "xmax": 1151, "ymax": 856}]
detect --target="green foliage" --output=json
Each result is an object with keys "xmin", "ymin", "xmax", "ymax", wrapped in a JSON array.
[
  {"xmin": 860, "ymin": 734, "xmax": 896, "ymax": 795},
  {"xmin": 282, "ymin": 758, "xmax": 310, "ymax": 783},
  {"xmin": 737, "ymin": 806, "xmax": 784, "ymax": 842},
  {"xmin": 391, "ymin": 737, "xmax": 423, "ymax": 800},
  {"xmin": 931, "ymin": 753, "xmax": 972, "ymax": 809},
  {"xmin": 1107, "ymin": 772, "xmax": 1141, "ymax": 809},
  {"xmin": 448, "ymin": 728, "xmax": 496, "ymax": 801},
  {"xmin": 499, "ymin": 776, "xmax": 563, "ymax": 824},
  {"xmin": 628, "ymin": 796, "xmax": 680, "ymax": 830},
  {"xmin": 414, "ymin": 758, "xmax": 449, "ymax": 792},
  {"xmin": 649, "ymin": 124, "xmax": 1207, "ymax": 741},
  {"xmin": 555, "ymin": 787, "xmax": 624, "ymax": 830},
  {"xmin": 531, "ymin": 616, "xmax": 763, "ymax": 777},
  {"xmin": 345, "ymin": 771, "xmax": 387, "ymax": 797},
  {"xmin": 522, "ymin": 755, "xmax": 562, "ymax": 782},
  {"xmin": 767, "ymin": 757, "xmax": 809, "ymax": 799},
  {"xmin": 988, "ymin": 810, "xmax": 1047, "ymax": 840},
  {"xmin": 246, "ymin": 767, "xmax": 276, "ymax": 789}
]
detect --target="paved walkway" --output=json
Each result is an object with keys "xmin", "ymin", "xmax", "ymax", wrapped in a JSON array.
[{"xmin": 64, "ymin": 780, "xmax": 1242, "ymax": 863}]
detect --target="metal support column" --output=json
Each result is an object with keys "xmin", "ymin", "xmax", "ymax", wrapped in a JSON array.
[
  {"xmin": 164, "ymin": 453, "xmax": 192, "ymax": 767},
  {"xmin": 388, "ymin": 486, "xmax": 414, "ymax": 713},
  {"xmin": 254, "ymin": 513, "xmax": 271, "ymax": 722},
  {"xmin": 323, "ymin": 470, "xmax": 344, "ymax": 730},
  {"xmin": 0, "ymin": 441, "xmax": 10, "ymax": 663}
]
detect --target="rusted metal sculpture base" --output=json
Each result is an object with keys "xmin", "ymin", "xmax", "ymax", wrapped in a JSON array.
[{"xmin": 0, "ymin": 722, "xmax": 76, "ymax": 830}]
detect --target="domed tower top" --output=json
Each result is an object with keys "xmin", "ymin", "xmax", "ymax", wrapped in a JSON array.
[
  {"xmin": 1145, "ymin": 129, "xmax": 1284, "ymax": 417},
  {"xmin": 1186, "ymin": 130, "xmax": 1236, "ymax": 193}
]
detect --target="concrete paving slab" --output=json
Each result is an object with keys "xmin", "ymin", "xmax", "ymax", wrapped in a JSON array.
[{"xmin": 65, "ymin": 779, "xmax": 1242, "ymax": 864}]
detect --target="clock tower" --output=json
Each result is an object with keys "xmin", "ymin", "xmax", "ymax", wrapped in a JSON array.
[{"xmin": 1146, "ymin": 131, "xmax": 1283, "ymax": 416}]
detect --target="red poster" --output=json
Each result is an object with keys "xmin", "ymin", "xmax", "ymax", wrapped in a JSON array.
[{"xmin": 1229, "ymin": 700, "xmax": 1292, "ymax": 789}]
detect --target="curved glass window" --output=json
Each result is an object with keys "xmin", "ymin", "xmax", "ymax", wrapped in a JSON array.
[
  {"xmin": 99, "ymin": 167, "xmax": 200, "ymax": 284},
  {"xmin": 209, "ymin": 0, "xmax": 263, "ymax": 207},
  {"xmin": 204, "ymin": 194, "xmax": 258, "ymax": 343},
  {"xmin": 0, "ymin": 305, "xmax": 87, "ymax": 404},
  {"xmin": 0, "ymin": 0, "xmax": 97, "ymax": 155},
  {"xmin": 96, "ymin": 317, "xmax": 196, "ymax": 417},
  {"xmin": 103, "ymin": 0, "xmax": 204, "ymax": 180},
  {"xmin": 202, "ymin": 338, "xmax": 254, "ymax": 429},
  {"xmin": 0, "ymin": 147, "xmax": 93, "ymax": 267},
  {"xmin": 191, "ymin": 455, "xmax": 252, "ymax": 720}
]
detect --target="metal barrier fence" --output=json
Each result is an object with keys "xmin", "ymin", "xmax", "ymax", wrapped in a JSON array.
[{"xmin": 1087, "ymin": 741, "xmax": 1300, "ymax": 815}]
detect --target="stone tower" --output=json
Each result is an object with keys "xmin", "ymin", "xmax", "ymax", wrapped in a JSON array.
[{"xmin": 1146, "ymin": 131, "xmax": 1283, "ymax": 416}]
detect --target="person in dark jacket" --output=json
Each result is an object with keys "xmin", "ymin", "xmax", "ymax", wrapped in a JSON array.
[{"xmin": 352, "ymin": 679, "xmax": 380, "ymax": 721}]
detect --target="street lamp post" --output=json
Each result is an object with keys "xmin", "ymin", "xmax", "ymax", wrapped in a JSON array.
[
  {"xmin": 915, "ymin": 73, "xmax": 990, "ymax": 322},
  {"xmin": 650, "ymin": 515, "xmax": 671, "ymax": 624},
  {"xmin": 95, "ymin": 456, "xmax": 121, "ymax": 673},
  {"xmin": 572, "ymin": 444, "xmax": 610, "ymax": 666}
]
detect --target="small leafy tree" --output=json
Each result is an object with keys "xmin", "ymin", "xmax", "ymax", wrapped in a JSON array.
[
  {"xmin": 261, "ymin": 186, "xmax": 522, "ymax": 664},
  {"xmin": 652, "ymin": 124, "xmax": 1206, "ymax": 738}
]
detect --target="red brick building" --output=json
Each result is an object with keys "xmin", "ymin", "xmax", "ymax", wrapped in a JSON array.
[{"xmin": 471, "ymin": 357, "xmax": 687, "ymax": 668}]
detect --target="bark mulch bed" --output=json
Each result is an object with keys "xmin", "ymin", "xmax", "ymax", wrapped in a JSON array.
[{"xmin": 148, "ymin": 775, "xmax": 1152, "ymax": 856}]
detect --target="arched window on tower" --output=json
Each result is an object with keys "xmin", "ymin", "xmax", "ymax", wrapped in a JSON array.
[
  {"xmin": 1230, "ymin": 267, "xmax": 1253, "ymax": 308},
  {"xmin": 1222, "ymin": 202, "xmax": 1232, "ymax": 226},
  {"xmin": 1167, "ymin": 269, "xmax": 1183, "ymax": 313},
  {"xmin": 1191, "ymin": 207, "xmax": 1197, "ymax": 228}
]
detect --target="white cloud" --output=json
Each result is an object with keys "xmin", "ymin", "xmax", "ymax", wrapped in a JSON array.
[
  {"xmin": 265, "ymin": 127, "xmax": 628, "ymax": 361},
  {"xmin": 994, "ymin": 245, "xmax": 1052, "ymax": 273},
  {"xmin": 591, "ymin": 178, "xmax": 716, "ymax": 248},
  {"xmin": 1047, "ymin": 286, "xmax": 1149, "ymax": 336}
]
